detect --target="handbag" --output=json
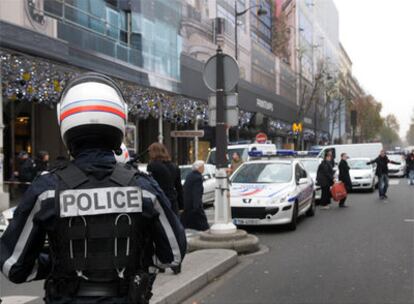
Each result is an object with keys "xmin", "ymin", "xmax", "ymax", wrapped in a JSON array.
[{"xmin": 331, "ymin": 181, "xmax": 347, "ymax": 201}]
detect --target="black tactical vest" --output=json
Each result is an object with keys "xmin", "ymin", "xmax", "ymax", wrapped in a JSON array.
[{"xmin": 49, "ymin": 163, "xmax": 146, "ymax": 285}]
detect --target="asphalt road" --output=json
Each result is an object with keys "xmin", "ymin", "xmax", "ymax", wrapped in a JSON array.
[
  {"xmin": 1, "ymin": 178, "xmax": 413, "ymax": 304},
  {"xmin": 187, "ymin": 178, "xmax": 414, "ymax": 304}
]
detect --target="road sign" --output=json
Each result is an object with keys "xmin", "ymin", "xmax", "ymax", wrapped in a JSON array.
[
  {"xmin": 170, "ymin": 130, "xmax": 205, "ymax": 138},
  {"xmin": 208, "ymin": 94, "xmax": 239, "ymax": 127},
  {"xmin": 203, "ymin": 54, "xmax": 239, "ymax": 92},
  {"xmin": 255, "ymin": 132, "xmax": 268, "ymax": 143},
  {"xmin": 292, "ymin": 123, "xmax": 303, "ymax": 133}
]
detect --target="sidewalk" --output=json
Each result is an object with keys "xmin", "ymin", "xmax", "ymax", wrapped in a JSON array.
[{"xmin": 151, "ymin": 249, "xmax": 238, "ymax": 304}]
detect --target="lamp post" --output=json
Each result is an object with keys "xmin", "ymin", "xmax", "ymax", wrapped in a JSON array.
[{"xmin": 234, "ymin": 3, "xmax": 267, "ymax": 62}]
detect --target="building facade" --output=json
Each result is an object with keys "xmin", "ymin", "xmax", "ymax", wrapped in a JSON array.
[{"xmin": 1, "ymin": 0, "xmax": 363, "ymax": 193}]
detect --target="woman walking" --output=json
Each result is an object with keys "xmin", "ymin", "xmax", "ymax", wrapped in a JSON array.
[
  {"xmin": 338, "ymin": 153, "xmax": 352, "ymax": 208},
  {"xmin": 147, "ymin": 142, "xmax": 183, "ymax": 214},
  {"xmin": 317, "ymin": 152, "xmax": 335, "ymax": 210}
]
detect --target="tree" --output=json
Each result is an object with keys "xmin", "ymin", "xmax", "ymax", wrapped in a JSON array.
[
  {"xmin": 352, "ymin": 95, "xmax": 383, "ymax": 142},
  {"xmin": 380, "ymin": 114, "xmax": 401, "ymax": 148},
  {"xmin": 406, "ymin": 109, "xmax": 414, "ymax": 145}
]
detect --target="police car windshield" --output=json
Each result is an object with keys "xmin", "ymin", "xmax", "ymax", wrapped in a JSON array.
[
  {"xmin": 231, "ymin": 163, "xmax": 292, "ymax": 184},
  {"xmin": 207, "ymin": 148, "xmax": 246, "ymax": 165},
  {"xmin": 348, "ymin": 159, "xmax": 371, "ymax": 170},
  {"xmin": 300, "ymin": 160, "xmax": 319, "ymax": 173}
]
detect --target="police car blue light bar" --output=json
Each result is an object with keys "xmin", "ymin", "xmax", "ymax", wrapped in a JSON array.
[{"xmin": 248, "ymin": 149, "xmax": 297, "ymax": 157}]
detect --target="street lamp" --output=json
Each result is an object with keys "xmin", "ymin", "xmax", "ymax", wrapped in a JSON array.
[{"xmin": 234, "ymin": 3, "xmax": 267, "ymax": 61}]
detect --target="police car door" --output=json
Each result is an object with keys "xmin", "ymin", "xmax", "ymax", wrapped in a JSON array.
[{"xmin": 295, "ymin": 164, "xmax": 308, "ymax": 210}]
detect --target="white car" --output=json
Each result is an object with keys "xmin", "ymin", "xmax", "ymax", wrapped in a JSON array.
[
  {"xmin": 348, "ymin": 158, "xmax": 377, "ymax": 192},
  {"xmin": 180, "ymin": 164, "xmax": 216, "ymax": 205},
  {"xmin": 387, "ymin": 154, "xmax": 406, "ymax": 177},
  {"xmin": 0, "ymin": 207, "xmax": 15, "ymax": 237},
  {"xmin": 298, "ymin": 157, "xmax": 322, "ymax": 201},
  {"xmin": 230, "ymin": 158, "xmax": 315, "ymax": 230}
]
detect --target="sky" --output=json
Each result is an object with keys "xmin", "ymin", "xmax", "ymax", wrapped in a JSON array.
[{"xmin": 333, "ymin": 0, "xmax": 414, "ymax": 140}]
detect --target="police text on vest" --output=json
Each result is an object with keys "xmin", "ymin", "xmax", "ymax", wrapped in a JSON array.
[{"xmin": 59, "ymin": 187, "xmax": 142, "ymax": 217}]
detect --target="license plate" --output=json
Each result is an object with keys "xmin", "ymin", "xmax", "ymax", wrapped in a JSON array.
[{"xmin": 233, "ymin": 218, "xmax": 259, "ymax": 225}]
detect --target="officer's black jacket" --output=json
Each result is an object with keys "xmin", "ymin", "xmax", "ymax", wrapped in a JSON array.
[{"xmin": 0, "ymin": 149, "xmax": 187, "ymax": 284}]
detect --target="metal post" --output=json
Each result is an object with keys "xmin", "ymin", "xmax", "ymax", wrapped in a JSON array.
[
  {"xmin": 194, "ymin": 115, "xmax": 199, "ymax": 162},
  {"xmin": 234, "ymin": 2, "xmax": 238, "ymax": 62},
  {"xmin": 158, "ymin": 103, "xmax": 163, "ymax": 143},
  {"xmin": 211, "ymin": 46, "xmax": 236, "ymax": 234},
  {"xmin": 0, "ymin": 77, "xmax": 10, "ymax": 210},
  {"xmin": 314, "ymin": 99, "xmax": 317, "ymax": 145}
]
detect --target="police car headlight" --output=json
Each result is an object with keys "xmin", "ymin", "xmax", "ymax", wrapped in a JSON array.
[
  {"xmin": 363, "ymin": 174, "xmax": 372, "ymax": 179},
  {"xmin": 0, "ymin": 214, "xmax": 8, "ymax": 226},
  {"xmin": 278, "ymin": 195, "xmax": 289, "ymax": 204}
]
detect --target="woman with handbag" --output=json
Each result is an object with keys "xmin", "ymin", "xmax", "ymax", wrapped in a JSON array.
[
  {"xmin": 317, "ymin": 152, "xmax": 335, "ymax": 210},
  {"xmin": 338, "ymin": 153, "xmax": 352, "ymax": 208}
]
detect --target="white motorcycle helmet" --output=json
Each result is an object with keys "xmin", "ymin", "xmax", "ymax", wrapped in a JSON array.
[
  {"xmin": 114, "ymin": 143, "xmax": 131, "ymax": 164},
  {"xmin": 57, "ymin": 73, "xmax": 128, "ymax": 155}
]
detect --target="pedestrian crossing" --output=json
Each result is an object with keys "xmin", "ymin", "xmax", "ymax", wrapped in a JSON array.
[
  {"xmin": 389, "ymin": 179, "xmax": 400, "ymax": 185},
  {"xmin": 1, "ymin": 296, "xmax": 39, "ymax": 304}
]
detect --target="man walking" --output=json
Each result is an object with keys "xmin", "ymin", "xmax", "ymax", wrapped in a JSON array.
[
  {"xmin": 406, "ymin": 150, "xmax": 414, "ymax": 185},
  {"xmin": 181, "ymin": 160, "xmax": 209, "ymax": 231},
  {"xmin": 338, "ymin": 153, "xmax": 352, "ymax": 208},
  {"xmin": 367, "ymin": 149, "xmax": 401, "ymax": 199}
]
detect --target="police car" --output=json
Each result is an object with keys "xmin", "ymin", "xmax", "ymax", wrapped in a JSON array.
[{"xmin": 230, "ymin": 150, "xmax": 315, "ymax": 230}]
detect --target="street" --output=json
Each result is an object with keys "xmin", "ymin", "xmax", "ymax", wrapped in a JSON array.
[
  {"xmin": 1, "ymin": 179, "xmax": 413, "ymax": 303},
  {"xmin": 186, "ymin": 178, "xmax": 414, "ymax": 304}
]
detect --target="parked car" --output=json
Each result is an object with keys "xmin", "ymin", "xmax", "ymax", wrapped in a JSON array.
[
  {"xmin": 318, "ymin": 143, "xmax": 383, "ymax": 164},
  {"xmin": 229, "ymin": 156, "xmax": 315, "ymax": 230},
  {"xmin": 348, "ymin": 158, "xmax": 377, "ymax": 192},
  {"xmin": 179, "ymin": 164, "xmax": 216, "ymax": 205},
  {"xmin": 299, "ymin": 157, "xmax": 322, "ymax": 201},
  {"xmin": 387, "ymin": 154, "xmax": 406, "ymax": 177}
]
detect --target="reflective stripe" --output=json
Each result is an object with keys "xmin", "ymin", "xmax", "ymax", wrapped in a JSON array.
[
  {"xmin": 143, "ymin": 190, "xmax": 181, "ymax": 266},
  {"xmin": 26, "ymin": 260, "xmax": 38, "ymax": 282},
  {"xmin": 60, "ymin": 105, "xmax": 126, "ymax": 122},
  {"xmin": 2, "ymin": 190, "xmax": 55, "ymax": 278}
]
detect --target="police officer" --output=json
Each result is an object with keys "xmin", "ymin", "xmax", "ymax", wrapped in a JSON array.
[{"xmin": 0, "ymin": 73, "xmax": 187, "ymax": 303}]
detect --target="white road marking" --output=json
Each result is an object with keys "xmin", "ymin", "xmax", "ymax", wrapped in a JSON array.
[
  {"xmin": 389, "ymin": 180, "xmax": 400, "ymax": 185},
  {"xmin": 1, "ymin": 296, "xmax": 39, "ymax": 304},
  {"xmin": 404, "ymin": 219, "xmax": 414, "ymax": 223}
]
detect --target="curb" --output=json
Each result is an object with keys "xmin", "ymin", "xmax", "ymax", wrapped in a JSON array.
[{"xmin": 150, "ymin": 249, "xmax": 238, "ymax": 304}]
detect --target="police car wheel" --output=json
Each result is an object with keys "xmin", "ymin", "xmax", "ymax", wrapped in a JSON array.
[
  {"xmin": 287, "ymin": 201, "xmax": 298, "ymax": 231},
  {"xmin": 306, "ymin": 196, "xmax": 315, "ymax": 217}
]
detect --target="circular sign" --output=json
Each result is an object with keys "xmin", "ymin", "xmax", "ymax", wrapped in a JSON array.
[
  {"xmin": 203, "ymin": 54, "xmax": 240, "ymax": 92},
  {"xmin": 255, "ymin": 132, "xmax": 268, "ymax": 144}
]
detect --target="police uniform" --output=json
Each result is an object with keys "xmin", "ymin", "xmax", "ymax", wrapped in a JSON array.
[{"xmin": 0, "ymin": 73, "xmax": 186, "ymax": 303}]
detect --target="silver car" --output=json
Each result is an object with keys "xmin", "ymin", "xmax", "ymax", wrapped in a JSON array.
[{"xmin": 180, "ymin": 164, "xmax": 216, "ymax": 205}]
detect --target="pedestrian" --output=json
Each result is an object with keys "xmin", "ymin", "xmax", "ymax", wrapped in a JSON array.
[
  {"xmin": 230, "ymin": 152, "xmax": 243, "ymax": 173},
  {"xmin": 367, "ymin": 149, "xmax": 401, "ymax": 199},
  {"xmin": 338, "ymin": 153, "xmax": 352, "ymax": 208},
  {"xmin": 181, "ymin": 160, "xmax": 209, "ymax": 231},
  {"xmin": 0, "ymin": 73, "xmax": 186, "ymax": 304},
  {"xmin": 406, "ymin": 150, "xmax": 414, "ymax": 185},
  {"xmin": 34, "ymin": 150, "xmax": 49, "ymax": 176},
  {"xmin": 147, "ymin": 142, "xmax": 183, "ymax": 214},
  {"xmin": 15, "ymin": 150, "xmax": 35, "ymax": 193},
  {"xmin": 147, "ymin": 142, "xmax": 184, "ymax": 275},
  {"xmin": 317, "ymin": 152, "xmax": 335, "ymax": 210}
]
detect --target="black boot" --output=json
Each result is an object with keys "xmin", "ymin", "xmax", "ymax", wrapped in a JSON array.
[{"xmin": 171, "ymin": 264, "xmax": 181, "ymax": 275}]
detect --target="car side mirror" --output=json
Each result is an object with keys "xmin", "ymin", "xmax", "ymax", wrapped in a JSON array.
[
  {"xmin": 298, "ymin": 178, "xmax": 308, "ymax": 185},
  {"xmin": 203, "ymin": 175, "xmax": 210, "ymax": 181}
]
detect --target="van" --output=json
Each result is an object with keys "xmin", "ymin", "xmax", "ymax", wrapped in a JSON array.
[
  {"xmin": 317, "ymin": 143, "xmax": 384, "ymax": 164},
  {"xmin": 206, "ymin": 143, "xmax": 277, "ymax": 165}
]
